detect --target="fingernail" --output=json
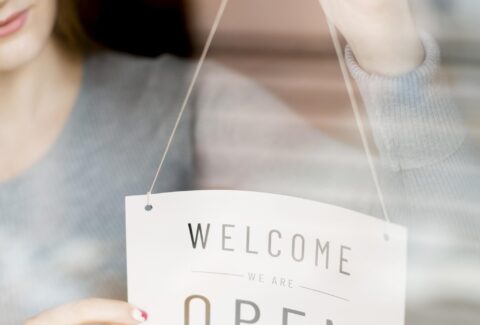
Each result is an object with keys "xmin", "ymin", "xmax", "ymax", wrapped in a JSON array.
[{"xmin": 132, "ymin": 308, "xmax": 148, "ymax": 322}]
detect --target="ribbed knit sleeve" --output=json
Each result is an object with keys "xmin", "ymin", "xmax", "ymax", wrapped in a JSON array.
[
  {"xmin": 346, "ymin": 34, "xmax": 480, "ymax": 313},
  {"xmin": 345, "ymin": 34, "xmax": 466, "ymax": 171}
]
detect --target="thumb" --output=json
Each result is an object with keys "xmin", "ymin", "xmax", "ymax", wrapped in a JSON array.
[{"xmin": 26, "ymin": 298, "xmax": 148, "ymax": 325}]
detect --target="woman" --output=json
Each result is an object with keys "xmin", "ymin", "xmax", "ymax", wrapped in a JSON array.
[{"xmin": 0, "ymin": 0, "xmax": 478, "ymax": 324}]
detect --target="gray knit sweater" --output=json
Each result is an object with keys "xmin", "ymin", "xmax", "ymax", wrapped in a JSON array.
[{"xmin": 0, "ymin": 36, "xmax": 478, "ymax": 324}]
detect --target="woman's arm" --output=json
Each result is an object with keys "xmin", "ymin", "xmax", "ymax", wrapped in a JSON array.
[
  {"xmin": 322, "ymin": 0, "xmax": 480, "ymax": 232},
  {"xmin": 193, "ymin": 39, "xmax": 480, "ymax": 225},
  {"xmin": 194, "ymin": 0, "xmax": 480, "ymax": 311},
  {"xmin": 332, "ymin": 0, "xmax": 480, "ymax": 309}
]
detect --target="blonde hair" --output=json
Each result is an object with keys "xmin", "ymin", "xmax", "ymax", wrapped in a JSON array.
[{"xmin": 53, "ymin": 1, "xmax": 93, "ymax": 53}]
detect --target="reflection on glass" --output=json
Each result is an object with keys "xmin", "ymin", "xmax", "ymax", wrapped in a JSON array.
[{"xmin": 0, "ymin": 0, "xmax": 478, "ymax": 324}]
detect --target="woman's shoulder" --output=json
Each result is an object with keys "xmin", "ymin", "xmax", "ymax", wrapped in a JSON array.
[
  {"xmin": 86, "ymin": 49, "xmax": 258, "ymax": 90},
  {"xmin": 78, "ymin": 51, "xmax": 200, "ymax": 148},
  {"xmin": 81, "ymin": 49, "xmax": 269, "ymax": 126},
  {"xmin": 81, "ymin": 51, "xmax": 199, "ymax": 120},
  {"xmin": 84, "ymin": 50, "xmax": 193, "ymax": 90}
]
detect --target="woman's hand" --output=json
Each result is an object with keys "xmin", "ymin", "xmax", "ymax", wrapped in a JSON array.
[
  {"xmin": 25, "ymin": 298, "xmax": 148, "ymax": 325},
  {"xmin": 320, "ymin": 0, "xmax": 425, "ymax": 75}
]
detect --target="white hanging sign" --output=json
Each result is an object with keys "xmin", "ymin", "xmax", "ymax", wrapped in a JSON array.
[{"xmin": 126, "ymin": 190, "xmax": 407, "ymax": 325}]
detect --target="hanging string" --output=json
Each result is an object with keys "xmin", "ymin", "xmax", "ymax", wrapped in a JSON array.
[
  {"xmin": 146, "ymin": 0, "xmax": 392, "ymax": 228},
  {"xmin": 318, "ymin": 0, "xmax": 391, "ymax": 225},
  {"xmin": 146, "ymin": 0, "xmax": 230, "ymax": 206}
]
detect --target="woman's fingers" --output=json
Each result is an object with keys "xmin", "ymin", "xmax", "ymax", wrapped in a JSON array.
[{"xmin": 25, "ymin": 298, "xmax": 148, "ymax": 325}]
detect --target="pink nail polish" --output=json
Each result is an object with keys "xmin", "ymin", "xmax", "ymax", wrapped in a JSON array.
[{"xmin": 132, "ymin": 308, "xmax": 148, "ymax": 322}]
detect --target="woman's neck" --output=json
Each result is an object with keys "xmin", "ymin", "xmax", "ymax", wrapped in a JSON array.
[
  {"xmin": 0, "ymin": 38, "xmax": 82, "ymax": 122},
  {"xmin": 0, "ymin": 38, "xmax": 83, "ymax": 182}
]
